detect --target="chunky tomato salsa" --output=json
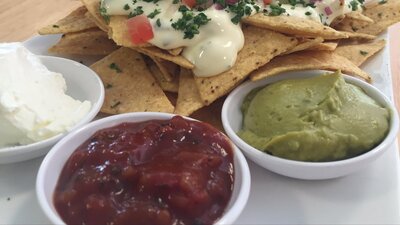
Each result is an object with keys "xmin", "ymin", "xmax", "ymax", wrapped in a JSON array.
[{"xmin": 54, "ymin": 116, "xmax": 234, "ymax": 225}]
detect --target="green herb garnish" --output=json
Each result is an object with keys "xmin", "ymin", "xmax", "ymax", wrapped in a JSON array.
[
  {"xmin": 360, "ymin": 50, "xmax": 368, "ymax": 55},
  {"xmin": 269, "ymin": 4, "xmax": 286, "ymax": 16},
  {"xmin": 99, "ymin": 6, "xmax": 110, "ymax": 23},
  {"xmin": 228, "ymin": 1, "xmax": 253, "ymax": 24},
  {"xmin": 156, "ymin": 18, "xmax": 161, "ymax": 27},
  {"xmin": 52, "ymin": 25, "xmax": 59, "ymax": 28},
  {"xmin": 171, "ymin": 6, "xmax": 211, "ymax": 39},
  {"xmin": 124, "ymin": 4, "xmax": 130, "ymax": 10},
  {"xmin": 109, "ymin": 63, "xmax": 122, "ymax": 73},
  {"xmin": 305, "ymin": 11, "xmax": 311, "ymax": 16},
  {"xmin": 148, "ymin": 9, "xmax": 161, "ymax": 18},
  {"xmin": 379, "ymin": 0, "xmax": 387, "ymax": 4},
  {"xmin": 128, "ymin": 6, "xmax": 144, "ymax": 18},
  {"xmin": 349, "ymin": 0, "xmax": 359, "ymax": 11}
]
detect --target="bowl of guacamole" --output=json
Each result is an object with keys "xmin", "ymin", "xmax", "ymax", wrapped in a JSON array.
[{"xmin": 222, "ymin": 70, "xmax": 399, "ymax": 180}]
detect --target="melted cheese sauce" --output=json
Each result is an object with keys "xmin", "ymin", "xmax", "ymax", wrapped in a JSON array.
[{"xmin": 102, "ymin": 0, "xmax": 370, "ymax": 77}]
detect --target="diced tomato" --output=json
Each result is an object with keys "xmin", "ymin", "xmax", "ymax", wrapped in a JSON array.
[
  {"xmin": 182, "ymin": 0, "xmax": 197, "ymax": 8},
  {"xmin": 263, "ymin": 0, "xmax": 272, "ymax": 5},
  {"xmin": 127, "ymin": 15, "xmax": 154, "ymax": 44}
]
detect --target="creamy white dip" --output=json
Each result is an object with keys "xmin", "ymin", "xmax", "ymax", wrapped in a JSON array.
[
  {"xmin": 0, "ymin": 43, "xmax": 91, "ymax": 148},
  {"xmin": 101, "ymin": 0, "xmax": 371, "ymax": 77}
]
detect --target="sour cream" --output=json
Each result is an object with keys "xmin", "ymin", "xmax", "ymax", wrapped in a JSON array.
[{"xmin": 0, "ymin": 43, "xmax": 91, "ymax": 148}]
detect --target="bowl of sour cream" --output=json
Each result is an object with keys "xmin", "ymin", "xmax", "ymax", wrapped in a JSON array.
[
  {"xmin": 222, "ymin": 70, "xmax": 399, "ymax": 180},
  {"xmin": 0, "ymin": 43, "xmax": 104, "ymax": 164}
]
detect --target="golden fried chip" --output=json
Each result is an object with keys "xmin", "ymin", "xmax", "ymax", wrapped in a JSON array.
[
  {"xmin": 49, "ymin": 28, "xmax": 118, "ymax": 55},
  {"xmin": 243, "ymin": 14, "xmax": 348, "ymax": 40},
  {"xmin": 284, "ymin": 37, "xmax": 324, "ymax": 55},
  {"xmin": 39, "ymin": 6, "xmax": 97, "ymax": 35},
  {"xmin": 307, "ymin": 42, "xmax": 338, "ymax": 51},
  {"xmin": 168, "ymin": 47, "xmax": 183, "ymax": 56},
  {"xmin": 174, "ymin": 69, "xmax": 205, "ymax": 116},
  {"xmin": 334, "ymin": 39, "xmax": 386, "ymax": 66},
  {"xmin": 334, "ymin": 0, "xmax": 400, "ymax": 35},
  {"xmin": 80, "ymin": 0, "xmax": 109, "ymax": 32},
  {"xmin": 149, "ymin": 56, "xmax": 179, "ymax": 81},
  {"xmin": 108, "ymin": 16, "xmax": 151, "ymax": 48},
  {"xmin": 147, "ymin": 59, "xmax": 179, "ymax": 93},
  {"xmin": 345, "ymin": 11, "xmax": 374, "ymax": 23},
  {"xmin": 194, "ymin": 26, "xmax": 298, "ymax": 105},
  {"xmin": 136, "ymin": 46, "xmax": 194, "ymax": 69},
  {"xmin": 90, "ymin": 47, "xmax": 174, "ymax": 114},
  {"xmin": 341, "ymin": 31, "xmax": 376, "ymax": 41},
  {"xmin": 250, "ymin": 51, "xmax": 371, "ymax": 82}
]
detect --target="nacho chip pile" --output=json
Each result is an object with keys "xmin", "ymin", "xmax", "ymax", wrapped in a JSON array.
[{"xmin": 39, "ymin": 0, "xmax": 400, "ymax": 129}]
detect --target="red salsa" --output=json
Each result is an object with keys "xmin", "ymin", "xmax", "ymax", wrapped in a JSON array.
[{"xmin": 54, "ymin": 116, "xmax": 234, "ymax": 225}]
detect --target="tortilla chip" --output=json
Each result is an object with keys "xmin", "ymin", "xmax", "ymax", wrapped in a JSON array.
[
  {"xmin": 168, "ymin": 47, "xmax": 183, "ymax": 56},
  {"xmin": 307, "ymin": 42, "xmax": 338, "ymax": 51},
  {"xmin": 147, "ymin": 59, "xmax": 179, "ymax": 93},
  {"xmin": 330, "ymin": 15, "xmax": 346, "ymax": 27},
  {"xmin": 284, "ymin": 37, "xmax": 324, "ymax": 55},
  {"xmin": 38, "ymin": 6, "xmax": 97, "ymax": 35},
  {"xmin": 49, "ymin": 28, "xmax": 118, "ymax": 55},
  {"xmin": 108, "ymin": 16, "xmax": 151, "ymax": 48},
  {"xmin": 90, "ymin": 47, "xmax": 174, "ymax": 114},
  {"xmin": 174, "ymin": 69, "xmax": 205, "ymax": 116},
  {"xmin": 242, "ymin": 14, "xmax": 348, "ymax": 40},
  {"xmin": 341, "ymin": 31, "xmax": 376, "ymax": 41},
  {"xmin": 334, "ymin": 0, "xmax": 400, "ymax": 35},
  {"xmin": 250, "ymin": 51, "xmax": 371, "ymax": 82},
  {"xmin": 334, "ymin": 39, "xmax": 386, "ymax": 66},
  {"xmin": 150, "ymin": 56, "xmax": 179, "ymax": 81},
  {"xmin": 136, "ymin": 46, "xmax": 194, "ymax": 69},
  {"xmin": 80, "ymin": 0, "xmax": 109, "ymax": 32},
  {"xmin": 194, "ymin": 25, "xmax": 298, "ymax": 105},
  {"xmin": 345, "ymin": 11, "xmax": 374, "ymax": 23},
  {"xmin": 191, "ymin": 97, "xmax": 226, "ymax": 132}
]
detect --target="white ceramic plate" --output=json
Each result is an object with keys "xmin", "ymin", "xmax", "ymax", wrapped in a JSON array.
[{"xmin": 0, "ymin": 34, "xmax": 398, "ymax": 224}]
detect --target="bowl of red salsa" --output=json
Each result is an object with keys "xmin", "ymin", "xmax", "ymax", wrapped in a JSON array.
[{"xmin": 36, "ymin": 112, "xmax": 250, "ymax": 225}]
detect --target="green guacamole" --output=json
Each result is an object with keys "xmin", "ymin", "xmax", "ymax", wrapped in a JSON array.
[{"xmin": 238, "ymin": 71, "xmax": 390, "ymax": 162}]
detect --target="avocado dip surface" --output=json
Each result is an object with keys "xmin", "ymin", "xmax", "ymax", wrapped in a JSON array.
[{"xmin": 238, "ymin": 71, "xmax": 390, "ymax": 162}]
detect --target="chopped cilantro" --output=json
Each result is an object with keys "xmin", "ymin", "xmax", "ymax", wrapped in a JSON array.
[
  {"xmin": 173, "ymin": 0, "xmax": 180, "ymax": 4},
  {"xmin": 109, "ymin": 63, "xmax": 122, "ymax": 73},
  {"xmin": 305, "ymin": 11, "xmax": 311, "ymax": 16},
  {"xmin": 349, "ymin": 0, "xmax": 359, "ymax": 11},
  {"xmin": 156, "ymin": 18, "xmax": 161, "ymax": 27},
  {"xmin": 124, "ymin": 4, "xmax": 130, "ymax": 10},
  {"xmin": 360, "ymin": 50, "xmax": 368, "ymax": 55},
  {"xmin": 228, "ymin": 1, "xmax": 253, "ymax": 24},
  {"xmin": 268, "ymin": 4, "xmax": 286, "ymax": 16},
  {"xmin": 148, "ymin": 9, "xmax": 161, "ymax": 19},
  {"xmin": 52, "ymin": 24, "xmax": 59, "ymax": 28},
  {"xmin": 128, "ymin": 6, "xmax": 144, "ymax": 18},
  {"xmin": 379, "ymin": 0, "xmax": 387, "ymax": 4},
  {"xmin": 99, "ymin": 6, "xmax": 110, "ymax": 23},
  {"xmin": 215, "ymin": 0, "xmax": 226, "ymax": 8},
  {"xmin": 171, "ymin": 6, "xmax": 210, "ymax": 39}
]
